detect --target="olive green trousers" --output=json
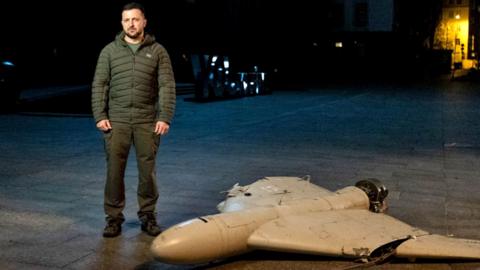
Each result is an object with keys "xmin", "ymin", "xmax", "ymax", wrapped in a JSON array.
[{"xmin": 103, "ymin": 122, "xmax": 160, "ymax": 223}]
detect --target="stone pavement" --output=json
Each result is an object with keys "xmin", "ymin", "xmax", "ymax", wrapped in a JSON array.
[{"xmin": 1, "ymin": 79, "xmax": 480, "ymax": 269}]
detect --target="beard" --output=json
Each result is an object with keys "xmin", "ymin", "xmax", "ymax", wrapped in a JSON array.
[{"xmin": 125, "ymin": 28, "xmax": 142, "ymax": 39}]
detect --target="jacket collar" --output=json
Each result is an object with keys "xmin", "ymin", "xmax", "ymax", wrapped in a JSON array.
[{"xmin": 115, "ymin": 31, "xmax": 155, "ymax": 47}]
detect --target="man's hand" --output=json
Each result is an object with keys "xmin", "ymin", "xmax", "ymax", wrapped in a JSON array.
[
  {"xmin": 96, "ymin": 119, "xmax": 112, "ymax": 132},
  {"xmin": 155, "ymin": 121, "xmax": 170, "ymax": 135}
]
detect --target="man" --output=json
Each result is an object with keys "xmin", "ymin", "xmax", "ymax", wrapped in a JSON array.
[{"xmin": 91, "ymin": 2, "xmax": 176, "ymax": 237}]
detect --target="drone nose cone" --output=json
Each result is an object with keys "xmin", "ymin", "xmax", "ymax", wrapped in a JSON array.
[{"xmin": 151, "ymin": 217, "xmax": 223, "ymax": 264}]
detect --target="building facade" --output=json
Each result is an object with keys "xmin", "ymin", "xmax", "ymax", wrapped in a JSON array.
[
  {"xmin": 434, "ymin": 0, "xmax": 474, "ymax": 68},
  {"xmin": 331, "ymin": 0, "xmax": 395, "ymax": 32}
]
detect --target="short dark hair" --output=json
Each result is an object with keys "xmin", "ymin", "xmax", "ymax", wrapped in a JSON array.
[{"xmin": 122, "ymin": 2, "xmax": 146, "ymax": 16}]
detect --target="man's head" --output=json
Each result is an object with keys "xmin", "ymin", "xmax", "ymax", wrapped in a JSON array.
[{"xmin": 121, "ymin": 2, "xmax": 147, "ymax": 43}]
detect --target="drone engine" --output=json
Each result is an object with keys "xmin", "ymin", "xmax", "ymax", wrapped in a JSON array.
[{"xmin": 355, "ymin": 178, "xmax": 388, "ymax": 213}]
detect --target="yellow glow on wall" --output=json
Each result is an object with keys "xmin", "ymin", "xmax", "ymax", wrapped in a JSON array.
[
  {"xmin": 434, "ymin": 6, "xmax": 471, "ymax": 65},
  {"xmin": 455, "ymin": 20, "xmax": 469, "ymax": 44},
  {"xmin": 434, "ymin": 5, "xmax": 470, "ymax": 52},
  {"xmin": 450, "ymin": 19, "xmax": 469, "ymax": 63},
  {"xmin": 433, "ymin": 1, "xmax": 475, "ymax": 68}
]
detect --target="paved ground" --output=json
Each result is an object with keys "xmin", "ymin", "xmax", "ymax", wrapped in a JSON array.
[{"xmin": 1, "ymin": 78, "xmax": 480, "ymax": 269}]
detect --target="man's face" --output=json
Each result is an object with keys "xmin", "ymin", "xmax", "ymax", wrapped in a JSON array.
[{"xmin": 121, "ymin": 9, "xmax": 147, "ymax": 40}]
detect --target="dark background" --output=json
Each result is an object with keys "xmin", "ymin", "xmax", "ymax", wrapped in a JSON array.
[{"xmin": 1, "ymin": 0, "xmax": 445, "ymax": 89}]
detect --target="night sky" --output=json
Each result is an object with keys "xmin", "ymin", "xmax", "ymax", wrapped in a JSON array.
[
  {"xmin": 1, "ymin": 0, "xmax": 443, "ymax": 87},
  {"xmin": 2, "ymin": 1, "xmax": 197, "ymax": 86},
  {"xmin": 2, "ymin": 0, "xmax": 313, "ymax": 86}
]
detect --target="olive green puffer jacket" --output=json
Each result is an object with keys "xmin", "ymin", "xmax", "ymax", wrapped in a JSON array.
[{"xmin": 91, "ymin": 32, "xmax": 176, "ymax": 124}]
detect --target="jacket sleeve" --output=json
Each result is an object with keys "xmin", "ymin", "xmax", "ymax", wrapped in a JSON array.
[
  {"xmin": 156, "ymin": 45, "xmax": 176, "ymax": 124},
  {"xmin": 91, "ymin": 47, "xmax": 111, "ymax": 123}
]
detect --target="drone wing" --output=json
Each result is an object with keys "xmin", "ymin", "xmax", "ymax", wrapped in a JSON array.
[
  {"xmin": 218, "ymin": 176, "xmax": 333, "ymax": 212},
  {"xmin": 247, "ymin": 209, "xmax": 480, "ymax": 260}
]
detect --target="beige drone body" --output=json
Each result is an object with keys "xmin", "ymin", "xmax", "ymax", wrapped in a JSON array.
[{"xmin": 151, "ymin": 176, "xmax": 480, "ymax": 264}]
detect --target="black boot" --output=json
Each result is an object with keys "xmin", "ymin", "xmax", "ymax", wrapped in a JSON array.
[
  {"xmin": 140, "ymin": 214, "xmax": 162, "ymax": 236},
  {"xmin": 103, "ymin": 221, "xmax": 122, "ymax": 237}
]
